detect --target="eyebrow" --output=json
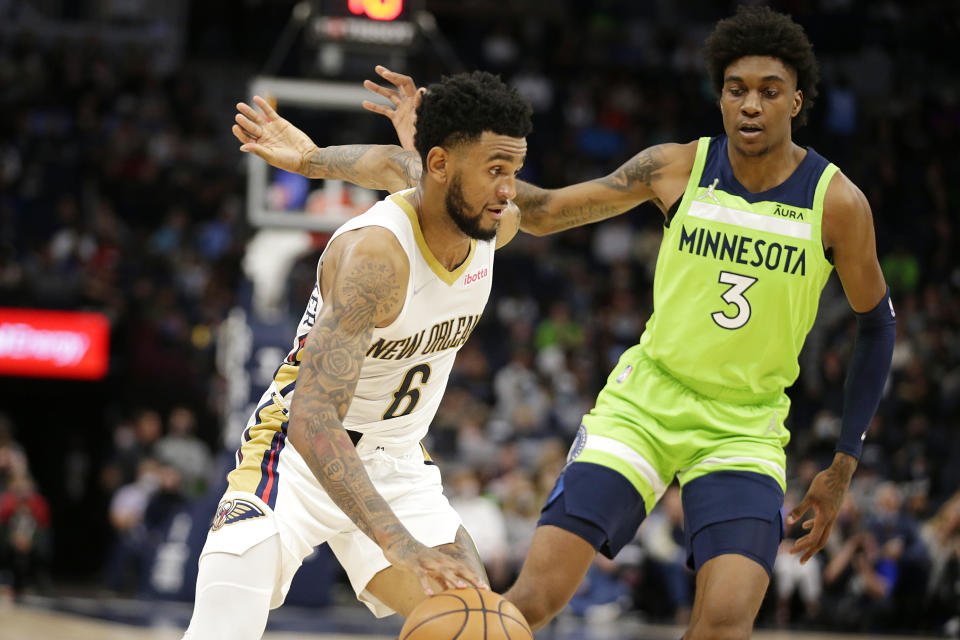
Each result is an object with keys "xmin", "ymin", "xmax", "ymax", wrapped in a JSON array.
[
  {"xmin": 486, "ymin": 152, "xmax": 526, "ymax": 163},
  {"xmin": 725, "ymin": 74, "xmax": 788, "ymax": 84}
]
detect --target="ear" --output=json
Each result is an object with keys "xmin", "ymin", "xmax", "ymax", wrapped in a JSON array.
[
  {"xmin": 792, "ymin": 90, "xmax": 803, "ymax": 118},
  {"xmin": 425, "ymin": 146, "xmax": 449, "ymax": 184}
]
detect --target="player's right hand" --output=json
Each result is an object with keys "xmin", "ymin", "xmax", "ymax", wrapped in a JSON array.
[
  {"xmin": 361, "ymin": 65, "xmax": 423, "ymax": 152},
  {"xmin": 233, "ymin": 95, "xmax": 319, "ymax": 176},
  {"xmin": 384, "ymin": 538, "xmax": 488, "ymax": 595}
]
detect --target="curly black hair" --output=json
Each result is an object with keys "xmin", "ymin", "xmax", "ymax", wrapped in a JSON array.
[
  {"xmin": 703, "ymin": 5, "xmax": 820, "ymax": 127},
  {"xmin": 414, "ymin": 71, "xmax": 533, "ymax": 166}
]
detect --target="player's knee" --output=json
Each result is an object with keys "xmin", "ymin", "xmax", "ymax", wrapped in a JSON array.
[{"xmin": 686, "ymin": 601, "xmax": 754, "ymax": 640}]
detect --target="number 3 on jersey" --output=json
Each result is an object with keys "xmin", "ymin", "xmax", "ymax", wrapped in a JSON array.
[
  {"xmin": 712, "ymin": 271, "xmax": 758, "ymax": 330},
  {"xmin": 383, "ymin": 364, "xmax": 431, "ymax": 419}
]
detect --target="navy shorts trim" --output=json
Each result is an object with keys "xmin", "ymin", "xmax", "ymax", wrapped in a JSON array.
[
  {"xmin": 538, "ymin": 462, "xmax": 646, "ymax": 559},
  {"xmin": 681, "ymin": 471, "xmax": 784, "ymax": 577}
]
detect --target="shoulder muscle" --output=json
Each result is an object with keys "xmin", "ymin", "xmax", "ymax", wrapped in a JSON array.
[
  {"xmin": 822, "ymin": 171, "xmax": 887, "ymax": 312},
  {"xmin": 320, "ymin": 226, "xmax": 409, "ymax": 327}
]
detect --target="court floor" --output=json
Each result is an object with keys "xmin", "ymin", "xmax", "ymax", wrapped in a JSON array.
[{"xmin": 0, "ymin": 602, "xmax": 946, "ymax": 640}]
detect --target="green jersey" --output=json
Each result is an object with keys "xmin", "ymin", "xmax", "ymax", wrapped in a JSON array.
[{"xmin": 639, "ymin": 135, "xmax": 838, "ymax": 401}]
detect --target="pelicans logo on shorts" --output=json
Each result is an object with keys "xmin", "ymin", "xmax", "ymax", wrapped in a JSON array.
[{"xmin": 211, "ymin": 498, "xmax": 267, "ymax": 531}]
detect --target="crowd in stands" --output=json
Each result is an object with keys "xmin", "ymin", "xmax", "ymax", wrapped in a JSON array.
[{"xmin": 2, "ymin": 0, "xmax": 958, "ymax": 634}]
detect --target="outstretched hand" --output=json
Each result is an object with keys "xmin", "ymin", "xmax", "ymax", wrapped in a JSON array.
[
  {"xmin": 362, "ymin": 65, "xmax": 423, "ymax": 152},
  {"xmin": 232, "ymin": 95, "xmax": 319, "ymax": 175},
  {"xmin": 384, "ymin": 537, "xmax": 488, "ymax": 596},
  {"xmin": 786, "ymin": 453, "xmax": 857, "ymax": 564}
]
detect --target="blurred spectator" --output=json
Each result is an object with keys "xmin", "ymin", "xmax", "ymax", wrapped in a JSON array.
[
  {"xmin": 143, "ymin": 462, "xmax": 189, "ymax": 547},
  {"xmin": 774, "ymin": 490, "xmax": 822, "ymax": 627},
  {"xmin": 0, "ymin": 415, "xmax": 27, "ymax": 492},
  {"xmin": 823, "ymin": 529, "xmax": 897, "ymax": 631},
  {"xmin": 154, "ymin": 406, "xmax": 211, "ymax": 496},
  {"xmin": 0, "ymin": 472, "xmax": 51, "ymax": 595},
  {"xmin": 567, "ymin": 554, "xmax": 631, "ymax": 623},
  {"xmin": 492, "ymin": 346, "xmax": 549, "ymax": 439},
  {"xmin": 106, "ymin": 457, "xmax": 161, "ymax": 594},
  {"xmin": 447, "ymin": 467, "xmax": 510, "ymax": 591},
  {"xmin": 534, "ymin": 301, "xmax": 585, "ymax": 353},
  {"xmin": 922, "ymin": 491, "xmax": 960, "ymax": 634}
]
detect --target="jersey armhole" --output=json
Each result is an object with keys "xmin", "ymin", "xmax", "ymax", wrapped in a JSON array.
[
  {"xmin": 813, "ymin": 163, "xmax": 841, "ymax": 266},
  {"xmin": 671, "ymin": 137, "xmax": 712, "ymax": 227}
]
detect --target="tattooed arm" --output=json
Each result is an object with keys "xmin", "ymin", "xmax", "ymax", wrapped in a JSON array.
[
  {"xmin": 516, "ymin": 141, "xmax": 698, "ymax": 236},
  {"xmin": 286, "ymin": 228, "xmax": 483, "ymax": 594},
  {"xmin": 233, "ymin": 95, "xmax": 422, "ymax": 192}
]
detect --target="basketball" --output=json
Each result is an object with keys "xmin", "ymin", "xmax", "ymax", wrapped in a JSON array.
[{"xmin": 399, "ymin": 589, "xmax": 533, "ymax": 640}]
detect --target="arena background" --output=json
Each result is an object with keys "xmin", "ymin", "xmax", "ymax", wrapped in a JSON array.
[{"xmin": 1, "ymin": 0, "xmax": 958, "ymax": 638}]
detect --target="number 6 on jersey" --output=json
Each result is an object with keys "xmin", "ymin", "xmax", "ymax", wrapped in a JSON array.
[
  {"xmin": 383, "ymin": 363, "xmax": 431, "ymax": 420},
  {"xmin": 712, "ymin": 271, "xmax": 758, "ymax": 330}
]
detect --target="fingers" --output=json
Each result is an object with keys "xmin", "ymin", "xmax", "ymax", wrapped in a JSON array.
[
  {"xmin": 363, "ymin": 79, "xmax": 401, "ymax": 106},
  {"xmin": 375, "ymin": 64, "xmax": 417, "ymax": 94},
  {"xmin": 792, "ymin": 518, "xmax": 830, "ymax": 564},
  {"xmin": 361, "ymin": 100, "xmax": 395, "ymax": 118},
  {"xmin": 252, "ymin": 95, "xmax": 280, "ymax": 122},
  {"xmin": 234, "ymin": 114, "xmax": 261, "ymax": 139},
  {"xmin": 785, "ymin": 498, "xmax": 811, "ymax": 525},
  {"xmin": 236, "ymin": 102, "xmax": 264, "ymax": 127},
  {"xmin": 416, "ymin": 555, "xmax": 488, "ymax": 594},
  {"xmin": 232, "ymin": 124, "xmax": 257, "ymax": 145}
]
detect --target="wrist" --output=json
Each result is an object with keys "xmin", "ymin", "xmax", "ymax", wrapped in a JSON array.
[
  {"xmin": 830, "ymin": 451, "xmax": 858, "ymax": 480},
  {"xmin": 300, "ymin": 144, "xmax": 322, "ymax": 178}
]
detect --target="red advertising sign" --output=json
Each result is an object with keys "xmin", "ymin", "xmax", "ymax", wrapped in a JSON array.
[
  {"xmin": 347, "ymin": 0, "xmax": 403, "ymax": 21},
  {"xmin": 0, "ymin": 308, "xmax": 110, "ymax": 380}
]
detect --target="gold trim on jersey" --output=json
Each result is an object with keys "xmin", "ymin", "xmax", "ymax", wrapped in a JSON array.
[
  {"xmin": 420, "ymin": 443, "xmax": 435, "ymax": 463},
  {"xmin": 228, "ymin": 398, "xmax": 288, "ymax": 494},
  {"xmin": 390, "ymin": 192, "xmax": 477, "ymax": 285}
]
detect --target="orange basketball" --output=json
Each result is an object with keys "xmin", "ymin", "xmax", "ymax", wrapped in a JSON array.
[{"xmin": 399, "ymin": 588, "xmax": 533, "ymax": 640}]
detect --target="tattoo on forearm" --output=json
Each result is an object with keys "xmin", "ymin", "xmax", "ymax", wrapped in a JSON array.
[
  {"xmin": 307, "ymin": 145, "xmax": 373, "ymax": 182},
  {"xmin": 388, "ymin": 148, "xmax": 422, "ymax": 187},
  {"xmin": 599, "ymin": 146, "xmax": 666, "ymax": 192},
  {"xmin": 307, "ymin": 145, "xmax": 422, "ymax": 191},
  {"xmin": 289, "ymin": 257, "xmax": 412, "ymax": 550},
  {"xmin": 515, "ymin": 183, "xmax": 549, "ymax": 218},
  {"xmin": 516, "ymin": 183, "xmax": 622, "ymax": 233},
  {"xmin": 515, "ymin": 146, "xmax": 667, "ymax": 234}
]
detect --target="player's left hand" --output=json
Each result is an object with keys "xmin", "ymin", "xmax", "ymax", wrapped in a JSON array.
[
  {"xmin": 786, "ymin": 452, "xmax": 857, "ymax": 564},
  {"xmin": 362, "ymin": 65, "xmax": 423, "ymax": 152}
]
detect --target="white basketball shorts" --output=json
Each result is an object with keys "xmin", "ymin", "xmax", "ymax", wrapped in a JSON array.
[{"xmin": 202, "ymin": 436, "xmax": 462, "ymax": 617}]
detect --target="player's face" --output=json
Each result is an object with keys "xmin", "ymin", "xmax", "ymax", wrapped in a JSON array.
[
  {"xmin": 445, "ymin": 132, "xmax": 526, "ymax": 241},
  {"xmin": 719, "ymin": 56, "xmax": 802, "ymax": 157}
]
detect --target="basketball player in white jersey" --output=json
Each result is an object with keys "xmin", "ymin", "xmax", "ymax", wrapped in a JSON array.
[{"xmin": 183, "ymin": 72, "xmax": 532, "ymax": 639}]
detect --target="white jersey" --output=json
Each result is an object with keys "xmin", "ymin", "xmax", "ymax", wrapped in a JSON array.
[{"xmin": 252, "ymin": 189, "xmax": 495, "ymax": 451}]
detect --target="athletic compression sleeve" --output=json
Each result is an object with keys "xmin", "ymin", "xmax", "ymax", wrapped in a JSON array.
[{"xmin": 836, "ymin": 287, "xmax": 896, "ymax": 459}]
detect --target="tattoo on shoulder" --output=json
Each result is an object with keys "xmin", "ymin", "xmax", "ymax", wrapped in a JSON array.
[
  {"xmin": 601, "ymin": 146, "xmax": 666, "ymax": 192},
  {"xmin": 335, "ymin": 260, "xmax": 402, "ymax": 332}
]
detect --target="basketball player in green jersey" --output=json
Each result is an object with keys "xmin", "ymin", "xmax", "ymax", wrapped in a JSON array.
[{"xmin": 233, "ymin": 7, "xmax": 894, "ymax": 637}]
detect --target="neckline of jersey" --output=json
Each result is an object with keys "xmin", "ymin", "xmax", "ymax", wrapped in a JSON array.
[
  {"xmin": 389, "ymin": 190, "xmax": 477, "ymax": 286},
  {"xmin": 718, "ymin": 135, "xmax": 817, "ymax": 204}
]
